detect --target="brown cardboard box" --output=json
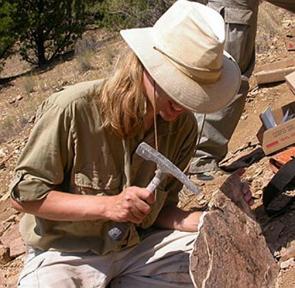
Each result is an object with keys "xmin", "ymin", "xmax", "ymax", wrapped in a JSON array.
[{"xmin": 257, "ymin": 101, "xmax": 295, "ymax": 155}]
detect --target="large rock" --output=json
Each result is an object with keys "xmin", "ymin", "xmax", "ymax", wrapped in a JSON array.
[{"xmin": 190, "ymin": 188, "xmax": 279, "ymax": 287}]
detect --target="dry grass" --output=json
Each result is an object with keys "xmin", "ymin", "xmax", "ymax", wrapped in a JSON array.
[
  {"xmin": 256, "ymin": 2, "xmax": 286, "ymax": 55},
  {"xmin": 0, "ymin": 29, "xmax": 122, "ymax": 145},
  {"xmin": 0, "ymin": 89, "xmax": 44, "ymax": 143},
  {"xmin": 22, "ymin": 74, "xmax": 36, "ymax": 95},
  {"xmin": 75, "ymin": 35, "xmax": 97, "ymax": 72}
]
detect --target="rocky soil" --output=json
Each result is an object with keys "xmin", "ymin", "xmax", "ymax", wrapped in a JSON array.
[{"xmin": 0, "ymin": 2, "xmax": 294, "ymax": 287}]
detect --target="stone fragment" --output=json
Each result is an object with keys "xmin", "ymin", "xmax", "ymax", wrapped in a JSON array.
[
  {"xmin": 0, "ymin": 244, "xmax": 11, "ymax": 264},
  {"xmin": 9, "ymin": 237, "xmax": 26, "ymax": 258},
  {"xmin": 8, "ymin": 98, "xmax": 16, "ymax": 104},
  {"xmin": 1, "ymin": 224, "xmax": 25, "ymax": 258},
  {"xmin": 280, "ymin": 245, "xmax": 295, "ymax": 262},
  {"xmin": 241, "ymin": 114, "xmax": 248, "ymax": 120},
  {"xmin": 190, "ymin": 190, "xmax": 279, "ymax": 288},
  {"xmin": 0, "ymin": 148, "xmax": 6, "ymax": 158},
  {"xmin": 28, "ymin": 115, "xmax": 35, "ymax": 123},
  {"xmin": 280, "ymin": 258, "xmax": 295, "ymax": 269}
]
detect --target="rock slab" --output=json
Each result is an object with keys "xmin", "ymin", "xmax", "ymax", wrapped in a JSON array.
[{"xmin": 190, "ymin": 190, "xmax": 279, "ymax": 288}]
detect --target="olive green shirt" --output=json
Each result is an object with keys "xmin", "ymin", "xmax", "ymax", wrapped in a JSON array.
[{"xmin": 10, "ymin": 80, "xmax": 198, "ymax": 255}]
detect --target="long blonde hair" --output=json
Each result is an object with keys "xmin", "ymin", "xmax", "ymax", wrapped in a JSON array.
[{"xmin": 98, "ymin": 48, "xmax": 146, "ymax": 138}]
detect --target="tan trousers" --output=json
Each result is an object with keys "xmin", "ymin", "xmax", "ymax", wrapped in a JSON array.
[{"xmin": 18, "ymin": 230, "xmax": 198, "ymax": 288}]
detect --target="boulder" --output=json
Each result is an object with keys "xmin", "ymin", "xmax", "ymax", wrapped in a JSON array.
[{"xmin": 190, "ymin": 177, "xmax": 279, "ymax": 288}]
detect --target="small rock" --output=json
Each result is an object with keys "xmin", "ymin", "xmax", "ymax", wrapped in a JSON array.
[
  {"xmin": 274, "ymin": 251, "xmax": 281, "ymax": 259},
  {"xmin": 16, "ymin": 95, "xmax": 23, "ymax": 101},
  {"xmin": 28, "ymin": 115, "xmax": 35, "ymax": 123},
  {"xmin": 253, "ymin": 168, "xmax": 263, "ymax": 178},
  {"xmin": 1, "ymin": 223, "xmax": 26, "ymax": 258},
  {"xmin": 198, "ymin": 199, "xmax": 208, "ymax": 206},
  {"xmin": 280, "ymin": 246, "xmax": 295, "ymax": 262},
  {"xmin": 0, "ymin": 148, "xmax": 6, "ymax": 158},
  {"xmin": 0, "ymin": 244, "xmax": 11, "ymax": 264},
  {"xmin": 280, "ymin": 258, "xmax": 295, "ymax": 269},
  {"xmin": 9, "ymin": 237, "xmax": 26, "ymax": 258},
  {"xmin": 5, "ymin": 214, "xmax": 17, "ymax": 223},
  {"xmin": 8, "ymin": 98, "xmax": 16, "ymax": 104},
  {"xmin": 253, "ymin": 190, "xmax": 263, "ymax": 199}
]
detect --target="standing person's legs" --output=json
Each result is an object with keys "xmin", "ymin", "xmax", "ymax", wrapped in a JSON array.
[
  {"xmin": 190, "ymin": 76, "xmax": 250, "ymax": 174},
  {"xmin": 189, "ymin": 0, "xmax": 259, "ymax": 175}
]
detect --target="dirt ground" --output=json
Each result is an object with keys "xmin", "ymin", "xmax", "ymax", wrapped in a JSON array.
[{"xmin": 0, "ymin": 2, "xmax": 294, "ymax": 287}]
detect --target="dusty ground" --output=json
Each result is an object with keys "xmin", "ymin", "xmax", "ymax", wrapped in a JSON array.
[{"xmin": 0, "ymin": 2, "xmax": 294, "ymax": 287}]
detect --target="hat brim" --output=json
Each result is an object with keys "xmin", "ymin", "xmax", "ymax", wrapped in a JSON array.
[{"xmin": 121, "ymin": 28, "xmax": 241, "ymax": 113}]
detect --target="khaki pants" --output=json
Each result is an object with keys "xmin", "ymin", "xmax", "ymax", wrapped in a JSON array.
[
  {"xmin": 190, "ymin": 0, "xmax": 294, "ymax": 173},
  {"xmin": 18, "ymin": 230, "xmax": 198, "ymax": 288}
]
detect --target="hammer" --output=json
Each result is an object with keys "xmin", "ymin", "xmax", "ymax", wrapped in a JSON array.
[{"xmin": 108, "ymin": 142, "xmax": 200, "ymax": 241}]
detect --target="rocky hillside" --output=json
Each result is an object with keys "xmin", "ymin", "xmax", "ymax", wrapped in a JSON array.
[{"xmin": 0, "ymin": 2, "xmax": 294, "ymax": 287}]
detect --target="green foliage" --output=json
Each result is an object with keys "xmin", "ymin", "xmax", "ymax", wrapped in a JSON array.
[
  {"xmin": 0, "ymin": 1, "xmax": 17, "ymax": 70},
  {"xmin": 13, "ymin": 0, "xmax": 86, "ymax": 67},
  {"xmin": 0, "ymin": 0, "xmax": 176, "ymax": 70},
  {"xmin": 91, "ymin": 0, "xmax": 176, "ymax": 30}
]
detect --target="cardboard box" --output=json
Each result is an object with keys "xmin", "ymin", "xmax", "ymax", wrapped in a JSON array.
[{"xmin": 257, "ymin": 101, "xmax": 295, "ymax": 155}]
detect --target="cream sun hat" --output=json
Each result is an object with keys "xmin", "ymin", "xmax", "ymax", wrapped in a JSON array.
[{"xmin": 120, "ymin": 0, "xmax": 241, "ymax": 113}]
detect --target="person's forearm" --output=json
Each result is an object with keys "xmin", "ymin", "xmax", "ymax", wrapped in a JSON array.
[
  {"xmin": 11, "ymin": 190, "xmax": 115, "ymax": 222},
  {"xmin": 11, "ymin": 186, "xmax": 155, "ymax": 224},
  {"xmin": 154, "ymin": 204, "xmax": 203, "ymax": 232}
]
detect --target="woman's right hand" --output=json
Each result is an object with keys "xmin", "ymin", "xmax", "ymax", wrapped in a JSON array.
[
  {"xmin": 11, "ymin": 187, "xmax": 155, "ymax": 223},
  {"xmin": 107, "ymin": 186, "xmax": 155, "ymax": 224}
]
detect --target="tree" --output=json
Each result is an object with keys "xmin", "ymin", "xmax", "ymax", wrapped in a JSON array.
[
  {"xmin": 95, "ymin": 0, "xmax": 175, "ymax": 30},
  {"xmin": 13, "ymin": 0, "xmax": 86, "ymax": 67},
  {"xmin": 0, "ymin": 1, "xmax": 17, "ymax": 70}
]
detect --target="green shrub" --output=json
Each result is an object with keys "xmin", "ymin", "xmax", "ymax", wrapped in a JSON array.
[
  {"xmin": 0, "ymin": 1, "xmax": 17, "ymax": 71},
  {"xmin": 90, "ymin": 0, "xmax": 176, "ymax": 30},
  {"xmin": 13, "ymin": 0, "xmax": 86, "ymax": 67}
]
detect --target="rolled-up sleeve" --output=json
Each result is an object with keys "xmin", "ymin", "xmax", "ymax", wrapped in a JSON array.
[{"xmin": 10, "ymin": 99, "xmax": 74, "ymax": 202}]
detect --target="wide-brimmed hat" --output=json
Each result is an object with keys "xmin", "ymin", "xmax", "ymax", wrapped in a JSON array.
[{"xmin": 120, "ymin": 0, "xmax": 241, "ymax": 113}]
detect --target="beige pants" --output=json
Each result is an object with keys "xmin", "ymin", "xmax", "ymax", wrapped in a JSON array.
[{"xmin": 18, "ymin": 230, "xmax": 198, "ymax": 288}]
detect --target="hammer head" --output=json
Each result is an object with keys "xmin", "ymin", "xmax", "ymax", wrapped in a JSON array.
[{"xmin": 136, "ymin": 142, "xmax": 199, "ymax": 194}]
